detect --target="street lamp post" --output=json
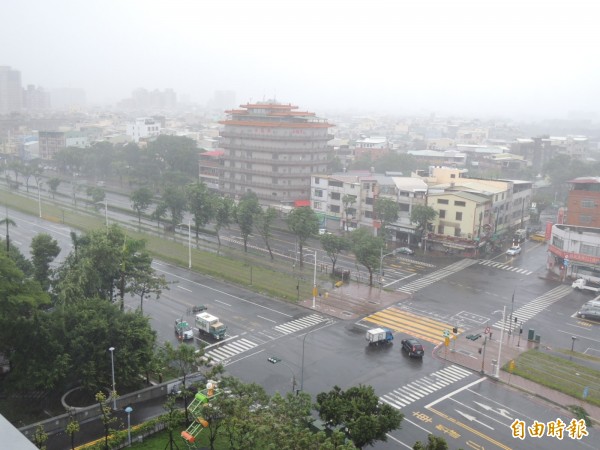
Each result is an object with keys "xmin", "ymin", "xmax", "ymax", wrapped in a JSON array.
[
  {"xmin": 179, "ymin": 220, "xmax": 191, "ymax": 269},
  {"xmin": 96, "ymin": 200, "xmax": 108, "ymax": 228},
  {"xmin": 37, "ymin": 182, "xmax": 43, "ymax": 218},
  {"xmin": 124, "ymin": 406, "xmax": 133, "ymax": 446},
  {"xmin": 379, "ymin": 247, "xmax": 397, "ymax": 295},
  {"xmin": 108, "ymin": 347, "xmax": 116, "ymax": 410},
  {"xmin": 494, "ymin": 305, "xmax": 506, "ymax": 378},
  {"xmin": 303, "ymin": 251, "xmax": 318, "ymax": 308}
]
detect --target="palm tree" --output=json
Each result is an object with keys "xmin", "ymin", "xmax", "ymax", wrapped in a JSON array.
[{"xmin": 0, "ymin": 215, "xmax": 16, "ymax": 253}]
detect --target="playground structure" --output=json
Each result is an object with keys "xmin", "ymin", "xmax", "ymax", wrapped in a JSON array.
[{"xmin": 181, "ymin": 381, "xmax": 221, "ymax": 447}]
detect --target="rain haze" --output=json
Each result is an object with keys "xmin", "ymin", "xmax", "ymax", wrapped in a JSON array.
[{"xmin": 4, "ymin": 0, "xmax": 599, "ymax": 119}]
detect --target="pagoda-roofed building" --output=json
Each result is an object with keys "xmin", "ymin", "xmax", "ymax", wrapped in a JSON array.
[{"xmin": 219, "ymin": 101, "xmax": 334, "ymax": 207}]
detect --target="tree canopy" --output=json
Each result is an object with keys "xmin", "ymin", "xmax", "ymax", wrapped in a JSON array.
[
  {"xmin": 350, "ymin": 228, "xmax": 384, "ymax": 286},
  {"xmin": 287, "ymin": 207, "xmax": 320, "ymax": 268},
  {"xmin": 316, "ymin": 384, "xmax": 403, "ymax": 449}
]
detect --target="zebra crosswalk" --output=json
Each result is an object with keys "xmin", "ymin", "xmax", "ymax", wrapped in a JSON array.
[
  {"xmin": 491, "ymin": 284, "xmax": 573, "ymax": 331},
  {"xmin": 363, "ymin": 307, "xmax": 463, "ymax": 344},
  {"xmin": 380, "ymin": 365, "xmax": 473, "ymax": 410},
  {"xmin": 478, "ymin": 259, "xmax": 532, "ymax": 275},
  {"xmin": 274, "ymin": 314, "xmax": 330, "ymax": 335},
  {"xmin": 396, "ymin": 259, "xmax": 479, "ymax": 294},
  {"xmin": 203, "ymin": 338, "xmax": 258, "ymax": 365}
]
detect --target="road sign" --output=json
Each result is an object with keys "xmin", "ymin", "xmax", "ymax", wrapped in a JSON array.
[
  {"xmin": 443, "ymin": 329, "xmax": 450, "ymax": 338},
  {"xmin": 312, "ymin": 286, "xmax": 318, "ymax": 297},
  {"xmin": 485, "ymin": 326, "xmax": 490, "ymax": 334},
  {"xmin": 444, "ymin": 337, "xmax": 450, "ymax": 347}
]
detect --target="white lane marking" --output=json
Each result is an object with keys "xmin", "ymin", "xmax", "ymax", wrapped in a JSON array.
[
  {"xmin": 257, "ymin": 315, "xmax": 277, "ymax": 323},
  {"xmin": 177, "ymin": 285, "xmax": 192, "ymax": 292},
  {"xmin": 154, "ymin": 266, "xmax": 293, "ymax": 317},
  {"xmin": 557, "ymin": 329, "xmax": 600, "ymax": 344},
  {"xmin": 215, "ymin": 299, "xmax": 231, "ymax": 307},
  {"xmin": 425, "ymin": 377, "xmax": 485, "ymax": 409},
  {"xmin": 222, "ymin": 349, "xmax": 265, "ymax": 367}
]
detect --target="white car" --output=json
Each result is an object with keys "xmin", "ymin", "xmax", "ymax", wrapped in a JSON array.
[{"xmin": 506, "ymin": 246, "xmax": 522, "ymax": 256}]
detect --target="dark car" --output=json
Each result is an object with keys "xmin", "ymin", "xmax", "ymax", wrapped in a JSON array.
[
  {"xmin": 397, "ymin": 247, "xmax": 414, "ymax": 255},
  {"xmin": 401, "ymin": 338, "xmax": 425, "ymax": 358}
]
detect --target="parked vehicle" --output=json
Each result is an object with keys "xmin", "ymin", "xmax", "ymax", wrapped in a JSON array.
[
  {"xmin": 506, "ymin": 245, "xmax": 522, "ymax": 256},
  {"xmin": 513, "ymin": 229, "xmax": 527, "ymax": 243},
  {"xmin": 175, "ymin": 318, "xmax": 194, "ymax": 340},
  {"xmin": 366, "ymin": 328, "xmax": 394, "ymax": 345},
  {"xmin": 195, "ymin": 312, "xmax": 227, "ymax": 340},
  {"xmin": 397, "ymin": 247, "xmax": 414, "ymax": 255},
  {"xmin": 401, "ymin": 337, "xmax": 424, "ymax": 358},
  {"xmin": 572, "ymin": 278, "xmax": 600, "ymax": 294}
]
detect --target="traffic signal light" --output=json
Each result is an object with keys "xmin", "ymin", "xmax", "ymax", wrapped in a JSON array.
[{"xmin": 267, "ymin": 357, "xmax": 281, "ymax": 364}]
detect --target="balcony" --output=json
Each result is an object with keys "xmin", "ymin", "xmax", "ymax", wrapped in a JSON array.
[
  {"xmin": 221, "ymin": 155, "xmax": 328, "ymax": 166},
  {"xmin": 221, "ymin": 142, "xmax": 331, "ymax": 154},
  {"xmin": 220, "ymin": 131, "xmax": 335, "ymax": 141}
]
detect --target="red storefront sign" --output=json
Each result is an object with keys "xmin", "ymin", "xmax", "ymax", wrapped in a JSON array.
[
  {"xmin": 548, "ymin": 245, "xmax": 600, "ymax": 265},
  {"xmin": 545, "ymin": 221, "xmax": 553, "ymax": 241}
]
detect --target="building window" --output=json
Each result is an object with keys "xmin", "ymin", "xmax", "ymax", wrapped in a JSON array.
[
  {"xmin": 365, "ymin": 211, "xmax": 373, "ymax": 218},
  {"xmin": 454, "ymin": 201, "xmax": 466, "ymax": 207},
  {"xmin": 314, "ymin": 177, "xmax": 320, "ymax": 184},
  {"xmin": 552, "ymin": 236, "xmax": 564, "ymax": 249},
  {"xmin": 313, "ymin": 201, "xmax": 321, "ymax": 210},
  {"xmin": 365, "ymin": 197, "xmax": 374, "ymax": 205},
  {"xmin": 331, "ymin": 192, "xmax": 341, "ymax": 200},
  {"xmin": 315, "ymin": 189, "xmax": 323, "ymax": 198},
  {"xmin": 330, "ymin": 205, "xmax": 340, "ymax": 213},
  {"xmin": 437, "ymin": 199, "xmax": 449, "ymax": 205},
  {"xmin": 581, "ymin": 199, "xmax": 595, "ymax": 208},
  {"xmin": 581, "ymin": 244, "xmax": 600, "ymax": 258},
  {"xmin": 439, "ymin": 210, "xmax": 446, "ymax": 219},
  {"xmin": 580, "ymin": 215, "xmax": 592, "ymax": 223},
  {"xmin": 456, "ymin": 212, "xmax": 463, "ymax": 221}
]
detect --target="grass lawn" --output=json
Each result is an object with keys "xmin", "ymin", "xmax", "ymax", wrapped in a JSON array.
[{"xmin": 509, "ymin": 349, "xmax": 600, "ymax": 408}]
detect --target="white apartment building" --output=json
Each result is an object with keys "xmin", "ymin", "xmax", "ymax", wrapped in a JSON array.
[
  {"xmin": 311, "ymin": 173, "xmax": 427, "ymax": 245},
  {"xmin": 126, "ymin": 117, "xmax": 161, "ymax": 143}
]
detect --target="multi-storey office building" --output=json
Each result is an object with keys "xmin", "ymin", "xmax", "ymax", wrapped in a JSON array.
[
  {"xmin": 219, "ymin": 102, "xmax": 333, "ymax": 206},
  {"xmin": 565, "ymin": 177, "xmax": 600, "ymax": 228}
]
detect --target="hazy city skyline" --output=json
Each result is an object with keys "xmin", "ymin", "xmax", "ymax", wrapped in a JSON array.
[{"xmin": 3, "ymin": 0, "xmax": 599, "ymax": 120}]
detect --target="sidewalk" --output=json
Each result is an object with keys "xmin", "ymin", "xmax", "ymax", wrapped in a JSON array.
[
  {"xmin": 436, "ymin": 330, "xmax": 600, "ymax": 425},
  {"xmin": 297, "ymin": 281, "xmax": 411, "ymax": 321}
]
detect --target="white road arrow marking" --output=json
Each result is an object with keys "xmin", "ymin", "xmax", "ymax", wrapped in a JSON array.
[
  {"xmin": 456, "ymin": 410, "xmax": 494, "ymax": 430},
  {"xmin": 473, "ymin": 401, "xmax": 513, "ymax": 420}
]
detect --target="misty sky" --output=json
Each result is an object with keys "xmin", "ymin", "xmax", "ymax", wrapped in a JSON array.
[{"xmin": 4, "ymin": 0, "xmax": 599, "ymax": 119}]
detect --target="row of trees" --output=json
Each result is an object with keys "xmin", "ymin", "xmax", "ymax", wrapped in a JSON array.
[{"xmin": 0, "ymin": 224, "xmax": 169, "ymax": 395}]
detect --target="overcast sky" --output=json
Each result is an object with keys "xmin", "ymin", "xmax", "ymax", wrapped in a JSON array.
[{"xmin": 4, "ymin": 0, "xmax": 599, "ymax": 120}]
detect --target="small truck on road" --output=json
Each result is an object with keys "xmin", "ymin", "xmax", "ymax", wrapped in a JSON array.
[
  {"xmin": 366, "ymin": 328, "xmax": 394, "ymax": 345},
  {"xmin": 195, "ymin": 312, "xmax": 227, "ymax": 340}
]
